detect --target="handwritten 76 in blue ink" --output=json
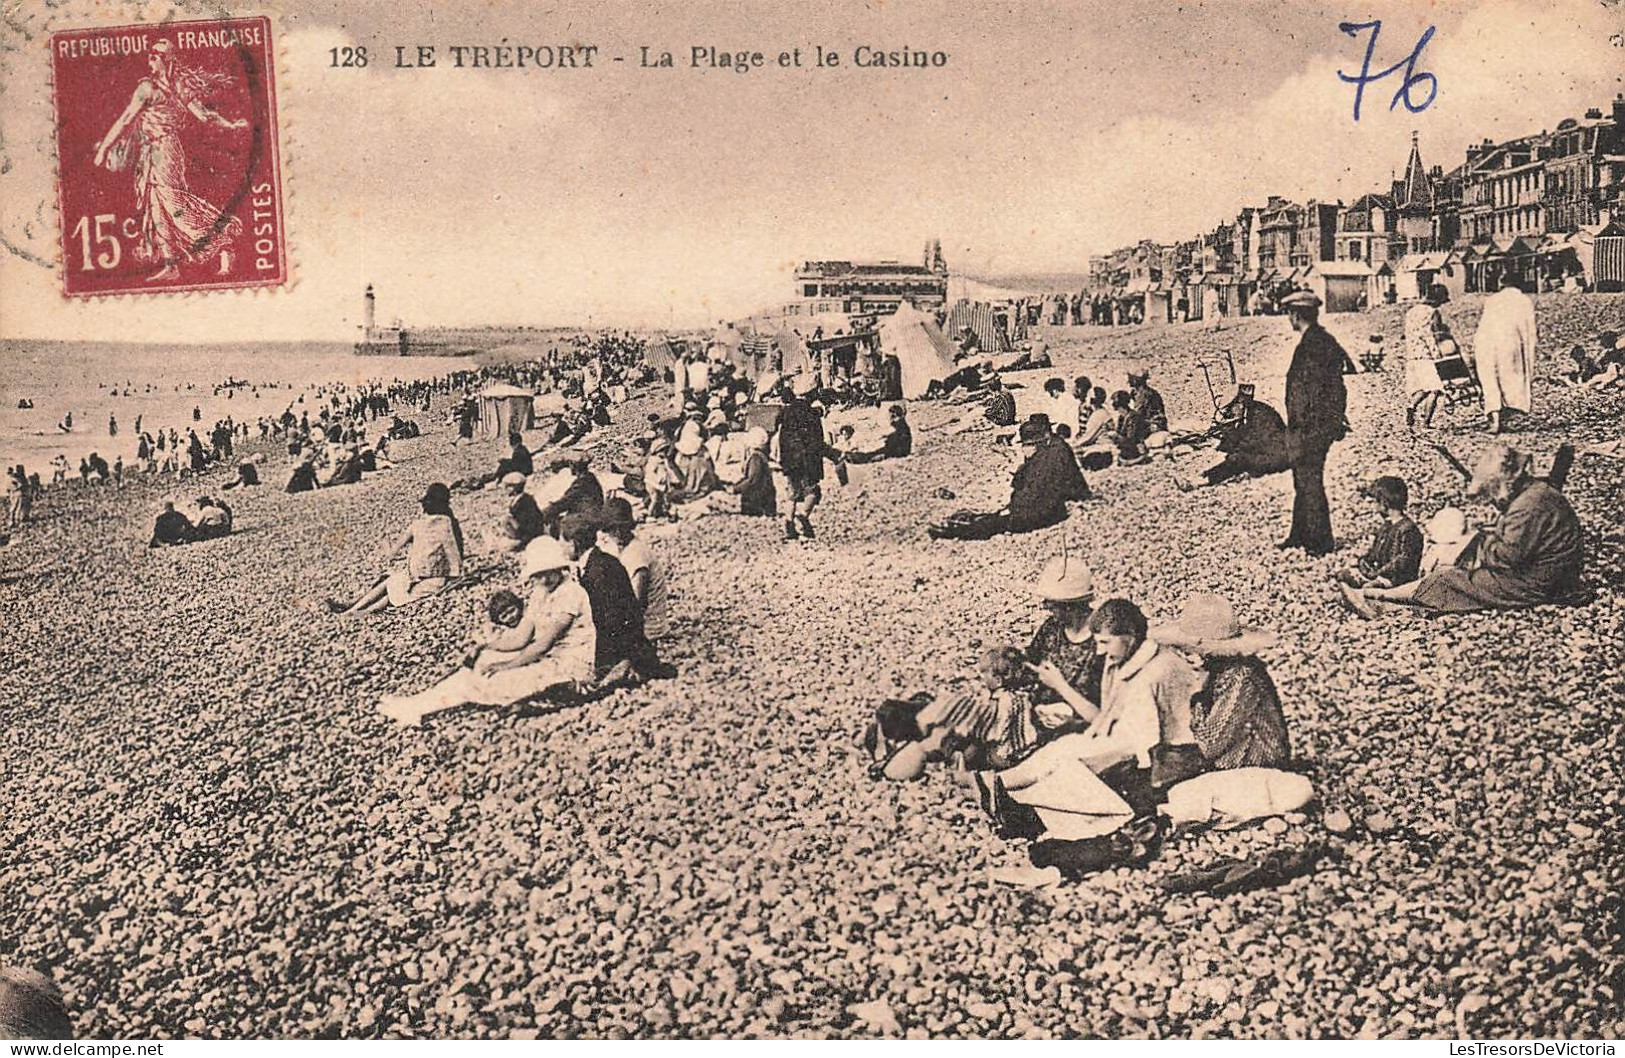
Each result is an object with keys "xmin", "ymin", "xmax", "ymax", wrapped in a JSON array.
[{"xmin": 1337, "ymin": 20, "xmax": 1438, "ymax": 122}]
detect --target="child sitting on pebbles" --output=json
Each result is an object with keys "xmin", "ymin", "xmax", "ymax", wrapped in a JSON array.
[
  {"xmin": 874, "ymin": 646, "xmax": 1043, "ymax": 781},
  {"xmin": 1335, "ymin": 475, "xmax": 1423, "ymax": 589}
]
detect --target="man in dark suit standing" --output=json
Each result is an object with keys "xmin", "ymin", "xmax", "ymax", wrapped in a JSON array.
[{"xmin": 1280, "ymin": 291, "xmax": 1348, "ymax": 555}]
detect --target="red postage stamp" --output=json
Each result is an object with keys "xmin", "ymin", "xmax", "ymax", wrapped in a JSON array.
[{"xmin": 49, "ymin": 16, "xmax": 286, "ymax": 297}]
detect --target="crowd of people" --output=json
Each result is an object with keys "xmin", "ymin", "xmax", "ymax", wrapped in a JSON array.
[
  {"xmin": 878, "ymin": 281, "xmax": 1601, "ymax": 885},
  {"xmin": 9, "ymin": 291, "xmax": 1606, "ymax": 889}
]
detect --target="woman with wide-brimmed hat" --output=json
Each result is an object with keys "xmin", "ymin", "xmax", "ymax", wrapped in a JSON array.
[
  {"xmin": 379, "ymin": 537, "xmax": 595, "ymax": 727},
  {"xmin": 1150, "ymin": 593, "xmax": 1290, "ymax": 772}
]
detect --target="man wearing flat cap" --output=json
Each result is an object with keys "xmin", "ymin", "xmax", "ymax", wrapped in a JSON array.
[{"xmin": 1279, "ymin": 290, "xmax": 1348, "ymax": 555}]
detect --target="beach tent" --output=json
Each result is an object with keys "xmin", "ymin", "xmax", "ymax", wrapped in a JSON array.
[
  {"xmin": 641, "ymin": 335, "xmax": 683, "ymax": 374},
  {"xmin": 877, "ymin": 302, "xmax": 959, "ymax": 399},
  {"xmin": 946, "ymin": 300, "xmax": 1013, "ymax": 355},
  {"xmin": 477, "ymin": 384, "xmax": 534, "ymax": 440},
  {"xmin": 1587, "ymin": 219, "xmax": 1625, "ymax": 292}
]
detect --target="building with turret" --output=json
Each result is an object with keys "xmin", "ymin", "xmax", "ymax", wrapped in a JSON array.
[{"xmin": 793, "ymin": 241, "xmax": 949, "ymax": 314}]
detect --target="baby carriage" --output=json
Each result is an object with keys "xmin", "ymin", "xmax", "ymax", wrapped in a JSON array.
[{"xmin": 1429, "ymin": 338, "xmax": 1482, "ymax": 407}]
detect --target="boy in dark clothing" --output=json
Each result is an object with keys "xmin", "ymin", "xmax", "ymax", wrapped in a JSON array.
[
  {"xmin": 777, "ymin": 385, "xmax": 826, "ymax": 540},
  {"xmin": 1336, "ymin": 475, "xmax": 1424, "ymax": 588}
]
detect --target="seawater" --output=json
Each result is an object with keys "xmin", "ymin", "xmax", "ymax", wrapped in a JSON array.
[{"xmin": 0, "ymin": 340, "xmax": 473, "ymax": 474}]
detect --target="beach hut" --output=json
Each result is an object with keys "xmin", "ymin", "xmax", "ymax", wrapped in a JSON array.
[
  {"xmin": 877, "ymin": 302, "xmax": 959, "ymax": 399},
  {"xmin": 1589, "ymin": 219, "xmax": 1625, "ymax": 292},
  {"xmin": 1144, "ymin": 280, "xmax": 1173, "ymax": 326},
  {"xmin": 1307, "ymin": 260, "xmax": 1374, "ymax": 313},
  {"xmin": 477, "ymin": 384, "xmax": 534, "ymax": 440},
  {"xmin": 1200, "ymin": 271, "xmax": 1240, "ymax": 319},
  {"xmin": 1396, "ymin": 252, "xmax": 1441, "ymax": 301}
]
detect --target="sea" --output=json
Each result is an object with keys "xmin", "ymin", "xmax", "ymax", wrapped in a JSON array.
[{"xmin": 0, "ymin": 340, "xmax": 476, "ymax": 474}]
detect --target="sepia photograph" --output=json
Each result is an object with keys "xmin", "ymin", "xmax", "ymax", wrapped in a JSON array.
[{"xmin": 1, "ymin": 0, "xmax": 1622, "ymax": 1042}]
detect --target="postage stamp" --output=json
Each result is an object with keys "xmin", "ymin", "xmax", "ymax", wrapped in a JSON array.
[{"xmin": 48, "ymin": 15, "xmax": 286, "ymax": 297}]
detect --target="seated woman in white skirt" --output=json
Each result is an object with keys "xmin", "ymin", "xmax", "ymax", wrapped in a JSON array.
[
  {"xmin": 378, "ymin": 537, "xmax": 596, "ymax": 727},
  {"xmin": 993, "ymin": 598, "xmax": 1202, "ymax": 839}
]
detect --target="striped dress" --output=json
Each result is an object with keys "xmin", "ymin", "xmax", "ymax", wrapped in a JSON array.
[
  {"xmin": 916, "ymin": 688, "xmax": 1040, "ymax": 771},
  {"xmin": 1190, "ymin": 658, "xmax": 1291, "ymax": 770}
]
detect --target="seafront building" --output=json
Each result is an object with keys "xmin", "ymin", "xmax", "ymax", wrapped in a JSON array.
[{"xmin": 1088, "ymin": 93, "xmax": 1625, "ymax": 319}]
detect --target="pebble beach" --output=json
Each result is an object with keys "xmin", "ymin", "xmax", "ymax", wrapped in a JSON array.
[{"xmin": 2, "ymin": 296, "xmax": 1622, "ymax": 1039}]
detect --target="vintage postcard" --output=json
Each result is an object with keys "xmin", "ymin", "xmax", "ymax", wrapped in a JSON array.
[{"xmin": 1, "ymin": 0, "xmax": 1622, "ymax": 1044}]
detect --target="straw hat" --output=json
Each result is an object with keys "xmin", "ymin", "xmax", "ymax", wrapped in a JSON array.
[
  {"xmin": 742, "ymin": 426, "xmax": 770, "ymax": 450},
  {"xmin": 1280, "ymin": 290, "xmax": 1322, "ymax": 310},
  {"xmin": 520, "ymin": 537, "xmax": 571, "ymax": 579},
  {"xmin": 1151, "ymin": 593, "xmax": 1277, "ymax": 656},
  {"xmin": 1031, "ymin": 555, "xmax": 1095, "ymax": 603},
  {"xmin": 500, "ymin": 471, "xmax": 526, "ymax": 487},
  {"xmin": 675, "ymin": 433, "xmax": 703, "ymax": 456}
]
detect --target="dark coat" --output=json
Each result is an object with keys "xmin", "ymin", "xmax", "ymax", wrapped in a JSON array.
[
  {"xmin": 731, "ymin": 449, "xmax": 777, "ymax": 516},
  {"xmin": 882, "ymin": 421, "xmax": 913, "ymax": 459},
  {"xmin": 579, "ymin": 548, "xmax": 650, "ymax": 673},
  {"xmin": 509, "ymin": 492, "xmax": 547, "ymax": 545},
  {"xmin": 543, "ymin": 470, "xmax": 604, "ymax": 525},
  {"xmin": 1410, "ymin": 481, "xmax": 1585, "ymax": 611},
  {"xmin": 1217, "ymin": 399, "xmax": 1289, "ymax": 472},
  {"xmin": 1284, "ymin": 324, "xmax": 1349, "ymax": 460},
  {"xmin": 1009, "ymin": 437, "xmax": 1090, "ymax": 532},
  {"xmin": 150, "ymin": 509, "xmax": 193, "ymax": 547},
  {"xmin": 778, "ymin": 398, "xmax": 826, "ymax": 484},
  {"xmin": 879, "ymin": 356, "xmax": 904, "ymax": 402}
]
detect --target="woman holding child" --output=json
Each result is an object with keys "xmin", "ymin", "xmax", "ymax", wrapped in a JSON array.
[
  {"xmin": 378, "ymin": 538, "xmax": 596, "ymax": 727},
  {"xmin": 869, "ymin": 557, "xmax": 1102, "ymax": 778}
]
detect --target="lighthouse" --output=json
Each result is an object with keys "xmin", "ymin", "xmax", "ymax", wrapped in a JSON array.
[{"xmin": 363, "ymin": 284, "xmax": 376, "ymax": 343}]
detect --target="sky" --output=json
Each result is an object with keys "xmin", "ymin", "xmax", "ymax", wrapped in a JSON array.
[{"xmin": 2, "ymin": 0, "xmax": 1622, "ymax": 341}]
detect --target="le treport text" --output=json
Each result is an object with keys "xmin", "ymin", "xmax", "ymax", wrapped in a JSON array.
[{"xmin": 366, "ymin": 43, "xmax": 949, "ymax": 71}]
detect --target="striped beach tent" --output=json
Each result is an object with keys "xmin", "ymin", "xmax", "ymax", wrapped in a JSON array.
[
  {"xmin": 946, "ymin": 300, "xmax": 1012, "ymax": 354},
  {"xmin": 1592, "ymin": 219, "xmax": 1625, "ymax": 293},
  {"xmin": 877, "ymin": 302, "xmax": 959, "ymax": 398}
]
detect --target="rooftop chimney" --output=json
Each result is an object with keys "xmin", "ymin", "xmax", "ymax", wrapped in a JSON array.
[{"xmin": 1614, "ymin": 93, "xmax": 1625, "ymax": 125}]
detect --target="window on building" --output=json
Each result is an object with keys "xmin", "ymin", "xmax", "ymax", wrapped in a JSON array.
[
  {"xmin": 803, "ymin": 285, "xmax": 819, "ymax": 297},
  {"xmin": 1349, "ymin": 242, "xmax": 1362, "ymax": 261}
]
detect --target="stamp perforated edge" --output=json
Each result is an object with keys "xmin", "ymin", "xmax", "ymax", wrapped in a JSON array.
[{"xmin": 40, "ymin": 5, "xmax": 298, "ymax": 301}]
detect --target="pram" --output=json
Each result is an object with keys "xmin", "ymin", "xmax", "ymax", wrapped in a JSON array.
[{"xmin": 1429, "ymin": 339, "xmax": 1482, "ymax": 407}]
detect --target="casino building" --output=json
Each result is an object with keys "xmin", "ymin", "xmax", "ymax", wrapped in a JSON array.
[{"xmin": 793, "ymin": 240, "xmax": 949, "ymax": 315}]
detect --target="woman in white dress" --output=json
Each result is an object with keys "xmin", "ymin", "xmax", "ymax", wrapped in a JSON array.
[
  {"xmin": 378, "ymin": 538, "xmax": 596, "ymax": 726},
  {"xmin": 1404, "ymin": 284, "xmax": 1453, "ymax": 429}
]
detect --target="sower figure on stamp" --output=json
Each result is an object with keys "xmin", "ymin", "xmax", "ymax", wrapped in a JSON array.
[
  {"xmin": 1279, "ymin": 291, "xmax": 1348, "ymax": 556},
  {"xmin": 92, "ymin": 39, "xmax": 248, "ymax": 281}
]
